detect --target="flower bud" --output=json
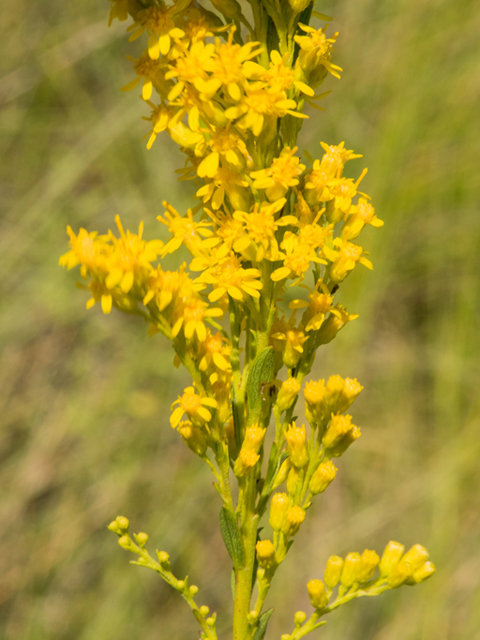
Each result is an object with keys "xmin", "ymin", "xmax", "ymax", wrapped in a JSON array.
[
  {"xmin": 340, "ymin": 552, "xmax": 361, "ymax": 588},
  {"xmin": 177, "ymin": 421, "xmax": 207, "ymax": 456},
  {"xmin": 286, "ymin": 466, "xmax": 300, "ymax": 496},
  {"xmin": 272, "ymin": 458, "xmax": 291, "ymax": 489},
  {"xmin": 234, "ymin": 448, "xmax": 260, "ymax": 477},
  {"xmin": 322, "ymin": 414, "xmax": 354, "ymax": 450},
  {"xmin": 108, "ymin": 515, "xmax": 130, "ymax": 535},
  {"xmin": 288, "ymin": 0, "xmax": 312, "ymax": 13},
  {"xmin": 401, "ymin": 544, "xmax": 429, "ymax": 571},
  {"xmin": 309, "ymin": 460, "xmax": 337, "ymax": 495},
  {"xmin": 242, "ymin": 424, "xmax": 266, "ymax": 453},
  {"xmin": 304, "ymin": 380, "xmax": 327, "ymax": 426},
  {"xmin": 134, "ymin": 532, "xmax": 149, "ymax": 548},
  {"xmin": 379, "ymin": 541, "xmax": 405, "ymax": 577},
  {"xmin": 269, "ymin": 493, "xmax": 289, "ymax": 531},
  {"xmin": 387, "ymin": 560, "xmax": 413, "ymax": 588},
  {"xmin": 337, "ymin": 378, "xmax": 363, "ymax": 413},
  {"xmin": 285, "ymin": 422, "xmax": 309, "ymax": 468},
  {"xmin": 199, "ymin": 605, "xmax": 210, "ymax": 617},
  {"xmin": 328, "ymin": 425, "xmax": 361, "ymax": 457},
  {"xmin": 294, "ymin": 610, "xmax": 307, "ymax": 625},
  {"xmin": 307, "ymin": 579, "xmax": 329, "ymax": 609},
  {"xmin": 277, "ymin": 377, "xmax": 301, "ymax": 412},
  {"xmin": 357, "ymin": 549, "xmax": 380, "ymax": 583},
  {"xmin": 282, "ymin": 506, "xmax": 306, "ymax": 536},
  {"xmin": 325, "ymin": 375, "xmax": 344, "ymax": 409},
  {"xmin": 256, "ymin": 540, "xmax": 277, "ymax": 569},
  {"xmin": 324, "ymin": 555, "xmax": 343, "ymax": 589},
  {"xmin": 411, "ymin": 560, "xmax": 436, "ymax": 583}
]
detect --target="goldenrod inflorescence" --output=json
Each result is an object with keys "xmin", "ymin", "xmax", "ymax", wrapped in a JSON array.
[{"xmin": 61, "ymin": 2, "xmax": 434, "ymax": 638}]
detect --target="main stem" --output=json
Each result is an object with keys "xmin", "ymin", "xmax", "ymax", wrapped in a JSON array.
[{"xmin": 233, "ymin": 473, "xmax": 259, "ymax": 639}]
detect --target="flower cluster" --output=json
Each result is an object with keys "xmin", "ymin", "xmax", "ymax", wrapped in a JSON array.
[{"xmin": 61, "ymin": 3, "xmax": 434, "ymax": 639}]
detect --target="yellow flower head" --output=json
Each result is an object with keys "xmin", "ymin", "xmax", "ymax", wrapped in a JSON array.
[
  {"xmin": 170, "ymin": 386, "xmax": 218, "ymax": 429},
  {"xmin": 193, "ymin": 251, "xmax": 263, "ymax": 303},
  {"xmin": 251, "ymin": 146, "xmax": 306, "ymax": 202},
  {"xmin": 158, "ymin": 202, "xmax": 213, "ymax": 257}
]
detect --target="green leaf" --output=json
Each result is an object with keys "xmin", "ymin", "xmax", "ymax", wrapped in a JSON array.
[
  {"xmin": 219, "ymin": 507, "xmax": 244, "ymax": 569},
  {"xmin": 247, "ymin": 347, "xmax": 275, "ymax": 422},
  {"xmin": 253, "ymin": 608, "xmax": 274, "ymax": 640}
]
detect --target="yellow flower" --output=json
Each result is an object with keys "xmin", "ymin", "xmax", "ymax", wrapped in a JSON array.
[
  {"xmin": 171, "ymin": 297, "xmax": 223, "ymax": 342},
  {"xmin": 199, "ymin": 332, "xmax": 232, "ymax": 373},
  {"xmin": 294, "ymin": 24, "xmax": 342, "ymax": 82},
  {"xmin": 243, "ymin": 50, "xmax": 314, "ymax": 97},
  {"xmin": 158, "ymin": 203, "xmax": 213, "ymax": 257},
  {"xmin": 271, "ymin": 232, "xmax": 326, "ymax": 285},
  {"xmin": 342, "ymin": 197, "xmax": 384, "ymax": 240},
  {"xmin": 325, "ymin": 169, "xmax": 368, "ymax": 223},
  {"xmin": 129, "ymin": 4, "xmax": 187, "ymax": 59},
  {"xmin": 121, "ymin": 52, "xmax": 170, "ymax": 101},
  {"xmin": 289, "ymin": 280, "xmax": 333, "ymax": 332},
  {"xmin": 233, "ymin": 198, "xmax": 297, "ymax": 262},
  {"xmin": 250, "ymin": 147, "xmax": 306, "ymax": 202},
  {"xmin": 270, "ymin": 315, "xmax": 309, "ymax": 368},
  {"xmin": 204, "ymin": 29, "xmax": 262, "ymax": 101},
  {"xmin": 327, "ymin": 237, "xmax": 373, "ymax": 284},
  {"xmin": 319, "ymin": 141, "xmax": 362, "ymax": 178},
  {"xmin": 225, "ymin": 85, "xmax": 306, "ymax": 140},
  {"xmin": 192, "ymin": 251, "xmax": 263, "ymax": 303},
  {"xmin": 144, "ymin": 102, "xmax": 176, "ymax": 149},
  {"xmin": 108, "ymin": 0, "xmax": 130, "ymax": 26},
  {"xmin": 170, "ymin": 386, "xmax": 218, "ymax": 428},
  {"xmin": 316, "ymin": 304, "xmax": 359, "ymax": 344},
  {"xmin": 196, "ymin": 167, "xmax": 249, "ymax": 211}
]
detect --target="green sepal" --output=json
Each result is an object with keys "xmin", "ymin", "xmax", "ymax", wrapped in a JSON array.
[
  {"xmin": 253, "ymin": 608, "xmax": 274, "ymax": 640},
  {"xmin": 220, "ymin": 507, "xmax": 244, "ymax": 569},
  {"xmin": 247, "ymin": 347, "xmax": 275, "ymax": 423}
]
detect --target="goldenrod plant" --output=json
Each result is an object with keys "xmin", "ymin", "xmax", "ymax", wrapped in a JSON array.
[{"xmin": 60, "ymin": 1, "xmax": 435, "ymax": 638}]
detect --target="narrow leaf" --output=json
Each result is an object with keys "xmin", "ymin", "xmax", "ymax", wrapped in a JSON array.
[
  {"xmin": 253, "ymin": 608, "xmax": 274, "ymax": 640},
  {"xmin": 219, "ymin": 507, "xmax": 244, "ymax": 569},
  {"xmin": 247, "ymin": 347, "xmax": 275, "ymax": 421}
]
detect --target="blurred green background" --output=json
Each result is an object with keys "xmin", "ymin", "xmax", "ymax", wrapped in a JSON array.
[{"xmin": 1, "ymin": 0, "xmax": 479, "ymax": 638}]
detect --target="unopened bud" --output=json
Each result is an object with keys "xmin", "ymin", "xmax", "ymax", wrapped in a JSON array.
[
  {"xmin": 277, "ymin": 377, "xmax": 301, "ymax": 412},
  {"xmin": 324, "ymin": 555, "xmax": 343, "ymax": 589},
  {"xmin": 337, "ymin": 378, "xmax": 363, "ymax": 413},
  {"xmin": 288, "ymin": 0, "xmax": 312, "ymax": 14},
  {"xmin": 322, "ymin": 414, "xmax": 354, "ymax": 450},
  {"xmin": 242, "ymin": 424, "xmax": 266, "ymax": 453},
  {"xmin": 285, "ymin": 422, "xmax": 309, "ymax": 468},
  {"xmin": 177, "ymin": 421, "xmax": 207, "ymax": 456},
  {"xmin": 134, "ymin": 532, "xmax": 149, "ymax": 548},
  {"xmin": 157, "ymin": 550, "xmax": 171, "ymax": 569},
  {"xmin": 340, "ymin": 552, "xmax": 361, "ymax": 588},
  {"xmin": 304, "ymin": 379, "xmax": 327, "ymax": 426},
  {"xmin": 328, "ymin": 425, "xmax": 361, "ymax": 457},
  {"xmin": 199, "ymin": 605, "xmax": 210, "ymax": 617},
  {"xmin": 401, "ymin": 544, "xmax": 429, "ymax": 571},
  {"xmin": 256, "ymin": 540, "xmax": 277, "ymax": 569},
  {"xmin": 412, "ymin": 560, "xmax": 436, "ymax": 583},
  {"xmin": 357, "ymin": 549, "xmax": 380, "ymax": 583},
  {"xmin": 273, "ymin": 458, "xmax": 291, "ymax": 489},
  {"xmin": 234, "ymin": 448, "xmax": 260, "ymax": 477},
  {"xmin": 379, "ymin": 541, "xmax": 405, "ymax": 577},
  {"xmin": 387, "ymin": 560, "xmax": 413, "ymax": 588},
  {"xmin": 190, "ymin": 585, "xmax": 199, "ymax": 595},
  {"xmin": 118, "ymin": 535, "xmax": 132, "ymax": 550},
  {"xmin": 286, "ymin": 466, "xmax": 300, "ymax": 496},
  {"xmin": 307, "ymin": 579, "xmax": 329, "ymax": 609},
  {"xmin": 294, "ymin": 610, "xmax": 307, "ymax": 625},
  {"xmin": 269, "ymin": 492, "xmax": 289, "ymax": 531},
  {"xmin": 309, "ymin": 460, "xmax": 337, "ymax": 495},
  {"xmin": 282, "ymin": 506, "xmax": 305, "ymax": 536}
]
